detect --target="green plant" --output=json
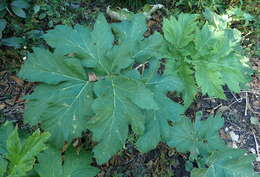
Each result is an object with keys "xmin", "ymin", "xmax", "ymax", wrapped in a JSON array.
[
  {"xmin": 169, "ymin": 113, "xmax": 258, "ymax": 177},
  {"xmin": 0, "ymin": 122, "xmax": 99, "ymax": 177},
  {"xmin": 226, "ymin": 4, "xmax": 259, "ymax": 56},
  {"xmin": 0, "ymin": 122, "xmax": 50, "ymax": 177},
  {"xmin": 0, "ymin": 0, "xmax": 30, "ymax": 18},
  {"xmin": 17, "ymin": 11, "xmax": 258, "ymax": 176},
  {"xmin": 162, "ymin": 9, "xmax": 252, "ymax": 107},
  {"xmin": 19, "ymin": 13, "xmax": 180, "ymax": 164},
  {"xmin": 0, "ymin": 0, "xmax": 30, "ymax": 48},
  {"xmin": 227, "ymin": 7, "xmax": 254, "ymax": 24}
]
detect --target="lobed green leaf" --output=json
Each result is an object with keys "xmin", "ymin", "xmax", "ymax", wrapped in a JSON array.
[{"xmin": 36, "ymin": 146, "xmax": 99, "ymax": 177}]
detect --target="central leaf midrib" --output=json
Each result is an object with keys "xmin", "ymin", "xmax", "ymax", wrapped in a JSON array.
[
  {"xmin": 48, "ymin": 81, "xmax": 90, "ymax": 135},
  {"xmin": 106, "ymin": 77, "xmax": 125, "ymax": 144}
]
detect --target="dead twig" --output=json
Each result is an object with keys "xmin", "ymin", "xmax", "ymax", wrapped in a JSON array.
[
  {"xmin": 231, "ymin": 92, "xmax": 242, "ymax": 103},
  {"xmin": 245, "ymin": 91, "xmax": 249, "ymax": 116},
  {"xmin": 253, "ymin": 132, "xmax": 260, "ymax": 158},
  {"xmin": 228, "ymin": 97, "xmax": 243, "ymax": 107},
  {"xmin": 134, "ymin": 61, "xmax": 148, "ymax": 70}
]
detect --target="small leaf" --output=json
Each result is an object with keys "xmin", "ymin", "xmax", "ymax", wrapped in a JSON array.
[
  {"xmin": 33, "ymin": 5, "xmax": 40, "ymax": 14},
  {"xmin": 11, "ymin": 6, "xmax": 26, "ymax": 18},
  {"xmin": 11, "ymin": 0, "xmax": 30, "ymax": 9},
  {"xmin": 203, "ymin": 8, "xmax": 228, "ymax": 30},
  {"xmin": 38, "ymin": 13, "xmax": 46, "ymax": 20},
  {"xmin": 1, "ymin": 37, "xmax": 25, "ymax": 48},
  {"xmin": 0, "ymin": 19, "xmax": 6, "ymax": 34}
]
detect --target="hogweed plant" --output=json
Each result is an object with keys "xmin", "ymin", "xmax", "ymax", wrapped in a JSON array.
[{"xmin": 1, "ymin": 10, "xmax": 256, "ymax": 177}]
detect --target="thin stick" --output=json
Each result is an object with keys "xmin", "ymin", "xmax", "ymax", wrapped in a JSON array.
[
  {"xmin": 213, "ymin": 103, "xmax": 222, "ymax": 110},
  {"xmin": 253, "ymin": 132, "xmax": 259, "ymax": 157},
  {"xmin": 245, "ymin": 91, "xmax": 249, "ymax": 116},
  {"xmin": 231, "ymin": 92, "xmax": 242, "ymax": 103},
  {"xmin": 228, "ymin": 97, "xmax": 243, "ymax": 107},
  {"xmin": 134, "ymin": 61, "xmax": 148, "ymax": 70}
]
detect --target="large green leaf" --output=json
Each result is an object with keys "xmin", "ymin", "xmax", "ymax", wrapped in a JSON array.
[
  {"xmin": 36, "ymin": 147, "xmax": 99, "ymax": 177},
  {"xmin": 191, "ymin": 149, "xmax": 259, "ymax": 177},
  {"xmin": 88, "ymin": 71, "xmax": 158, "ymax": 164},
  {"xmin": 163, "ymin": 11, "xmax": 251, "ymax": 106},
  {"xmin": 19, "ymin": 48, "xmax": 94, "ymax": 147},
  {"xmin": 6, "ymin": 129, "xmax": 50, "ymax": 177},
  {"xmin": 136, "ymin": 60, "xmax": 185, "ymax": 152},
  {"xmin": 168, "ymin": 113, "xmax": 226, "ymax": 158},
  {"xmin": 192, "ymin": 24, "xmax": 249, "ymax": 97},
  {"xmin": 23, "ymin": 82, "xmax": 93, "ymax": 147}
]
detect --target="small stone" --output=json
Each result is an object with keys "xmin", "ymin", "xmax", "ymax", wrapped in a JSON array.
[
  {"xmin": 230, "ymin": 131, "xmax": 239, "ymax": 142},
  {"xmin": 256, "ymin": 156, "xmax": 260, "ymax": 162},
  {"xmin": 232, "ymin": 142, "xmax": 238, "ymax": 149},
  {"xmin": 225, "ymin": 127, "xmax": 229, "ymax": 132},
  {"xmin": 250, "ymin": 148, "xmax": 256, "ymax": 154}
]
